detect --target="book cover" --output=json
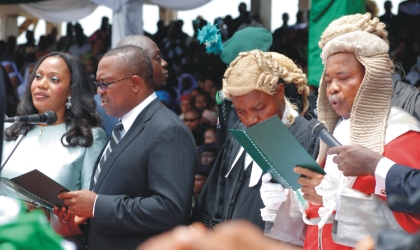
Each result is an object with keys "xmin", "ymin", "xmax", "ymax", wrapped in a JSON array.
[
  {"xmin": 230, "ymin": 115, "xmax": 325, "ymax": 190},
  {"xmin": 0, "ymin": 169, "xmax": 69, "ymax": 209}
]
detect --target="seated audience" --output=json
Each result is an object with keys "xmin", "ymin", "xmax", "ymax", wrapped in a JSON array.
[
  {"xmin": 204, "ymin": 127, "xmax": 217, "ymax": 144},
  {"xmin": 183, "ymin": 108, "xmax": 208, "ymax": 147}
]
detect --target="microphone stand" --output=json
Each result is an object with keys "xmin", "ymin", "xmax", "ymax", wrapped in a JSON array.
[{"xmin": 0, "ymin": 125, "xmax": 30, "ymax": 173}]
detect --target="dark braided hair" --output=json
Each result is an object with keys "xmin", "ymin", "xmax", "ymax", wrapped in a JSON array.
[{"xmin": 4, "ymin": 52, "xmax": 101, "ymax": 147}]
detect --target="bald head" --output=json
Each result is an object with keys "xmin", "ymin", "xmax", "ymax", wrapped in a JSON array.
[
  {"xmin": 117, "ymin": 35, "xmax": 168, "ymax": 89},
  {"xmin": 117, "ymin": 36, "xmax": 153, "ymax": 54}
]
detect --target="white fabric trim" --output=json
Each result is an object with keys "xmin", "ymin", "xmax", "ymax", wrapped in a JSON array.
[
  {"xmin": 266, "ymin": 190, "xmax": 307, "ymax": 246},
  {"xmin": 244, "ymin": 151, "xmax": 253, "ymax": 170},
  {"xmin": 22, "ymin": 0, "xmax": 212, "ymax": 48},
  {"xmin": 148, "ymin": 0, "xmax": 212, "ymax": 10},
  {"xmin": 374, "ymin": 157, "xmax": 395, "ymax": 197},
  {"xmin": 92, "ymin": 194, "xmax": 99, "ymax": 217},
  {"xmin": 97, "ymin": 0, "xmax": 212, "ymax": 47},
  {"xmin": 315, "ymin": 118, "xmax": 350, "ymax": 228},
  {"xmin": 225, "ymin": 147, "xmax": 244, "ymax": 178},
  {"xmin": 332, "ymin": 187, "xmax": 404, "ymax": 247},
  {"xmin": 90, "ymin": 0, "xmax": 129, "ymax": 12},
  {"xmin": 249, "ymin": 161, "xmax": 262, "ymax": 187},
  {"xmin": 20, "ymin": 0, "xmax": 98, "ymax": 23},
  {"xmin": 385, "ymin": 107, "xmax": 420, "ymax": 144}
]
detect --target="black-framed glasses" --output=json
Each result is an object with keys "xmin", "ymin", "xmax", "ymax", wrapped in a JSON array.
[{"xmin": 94, "ymin": 75, "xmax": 133, "ymax": 90}]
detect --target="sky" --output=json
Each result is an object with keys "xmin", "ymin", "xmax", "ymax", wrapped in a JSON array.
[{"xmin": 17, "ymin": 0, "xmax": 404, "ymax": 44}]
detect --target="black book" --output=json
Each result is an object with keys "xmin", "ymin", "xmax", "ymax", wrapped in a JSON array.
[{"xmin": 0, "ymin": 169, "xmax": 69, "ymax": 209}]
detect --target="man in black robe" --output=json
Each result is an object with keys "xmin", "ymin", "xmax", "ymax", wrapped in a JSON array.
[{"xmin": 191, "ymin": 50, "xmax": 319, "ymax": 231}]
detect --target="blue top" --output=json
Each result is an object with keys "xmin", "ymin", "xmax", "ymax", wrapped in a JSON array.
[{"xmin": 1, "ymin": 123, "xmax": 106, "ymax": 191}]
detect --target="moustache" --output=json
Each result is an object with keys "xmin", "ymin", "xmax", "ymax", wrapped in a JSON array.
[{"xmin": 329, "ymin": 95, "xmax": 343, "ymax": 104}]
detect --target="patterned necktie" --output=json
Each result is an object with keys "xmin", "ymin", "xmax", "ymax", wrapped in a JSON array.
[{"xmin": 94, "ymin": 121, "xmax": 123, "ymax": 184}]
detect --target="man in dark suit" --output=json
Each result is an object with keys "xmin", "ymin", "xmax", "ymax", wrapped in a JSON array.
[
  {"xmin": 58, "ymin": 45, "xmax": 197, "ymax": 249},
  {"xmin": 379, "ymin": 1, "xmax": 398, "ymax": 37},
  {"xmin": 116, "ymin": 35, "xmax": 169, "ymax": 90},
  {"xmin": 329, "ymin": 145, "xmax": 420, "ymax": 214}
]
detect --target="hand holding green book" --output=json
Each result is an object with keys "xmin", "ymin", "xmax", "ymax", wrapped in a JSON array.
[{"xmin": 230, "ymin": 115, "xmax": 325, "ymax": 191}]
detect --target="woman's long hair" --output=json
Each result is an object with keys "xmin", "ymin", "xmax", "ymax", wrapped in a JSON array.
[{"xmin": 4, "ymin": 52, "xmax": 101, "ymax": 147}]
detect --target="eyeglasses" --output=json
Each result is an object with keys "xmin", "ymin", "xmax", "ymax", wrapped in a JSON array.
[
  {"xmin": 94, "ymin": 75, "xmax": 133, "ymax": 90},
  {"xmin": 183, "ymin": 117, "xmax": 199, "ymax": 122}
]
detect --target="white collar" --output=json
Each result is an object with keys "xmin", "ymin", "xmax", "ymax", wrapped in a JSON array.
[
  {"xmin": 282, "ymin": 100, "xmax": 299, "ymax": 126},
  {"xmin": 120, "ymin": 92, "xmax": 157, "ymax": 137}
]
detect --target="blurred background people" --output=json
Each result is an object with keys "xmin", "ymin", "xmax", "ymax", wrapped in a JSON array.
[
  {"xmin": 203, "ymin": 127, "xmax": 217, "ymax": 144},
  {"xmin": 1, "ymin": 61, "xmax": 23, "ymax": 93},
  {"xmin": 16, "ymin": 62, "xmax": 36, "ymax": 99},
  {"xmin": 183, "ymin": 108, "xmax": 208, "ymax": 148},
  {"xmin": 193, "ymin": 143, "xmax": 217, "ymax": 202},
  {"xmin": 1, "ymin": 65, "xmax": 19, "ymax": 118},
  {"xmin": 178, "ymin": 94, "xmax": 192, "ymax": 120}
]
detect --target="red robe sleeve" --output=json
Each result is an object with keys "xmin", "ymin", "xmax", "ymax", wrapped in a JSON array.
[{"xmin": 352, "ymin": 131, "xmax": 420, "ymax": 233}]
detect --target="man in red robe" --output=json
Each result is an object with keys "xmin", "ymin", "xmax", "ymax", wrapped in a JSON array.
[
  {"xmin": 294, "ymin": 13, "xmax": 420, "ymax": 249},
  {"xmin": 261, "ymin": 13, "xmax": 420, "ymax": 250}
]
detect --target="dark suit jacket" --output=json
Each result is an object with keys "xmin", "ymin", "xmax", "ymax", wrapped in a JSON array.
[
  {"xmin": 85, "ymin": 98, "xmax": 197, "ymax": 250},
  {"xmin": 386, "ymin": 164, "xmax": 420, "ymax": 214}
]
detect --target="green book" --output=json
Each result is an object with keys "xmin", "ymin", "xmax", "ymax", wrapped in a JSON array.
[{"xmin": 229, "ymin": 115, "xmax": 325, "ymax": 191}]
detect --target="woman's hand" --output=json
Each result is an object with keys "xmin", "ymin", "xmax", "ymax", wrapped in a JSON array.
[
  {"xmin": 52, "ymin": 206, "xmax": 86, "ymax": 236},
  {"xmin": 24, "ymin": 202, "xmax": 49, "ymax": 217},
  {"xmin": 54, "ymin": 206, "xmax": 73, "ymax": 225}
]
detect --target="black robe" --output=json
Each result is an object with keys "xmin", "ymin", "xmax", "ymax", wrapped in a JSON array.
[
  {"xmin": 191, "ymin": 102, "xmax": 319, "ymax": 229},
  {"xmin": 391, "ymin": 79, "xmax": 420, "ymax": 121}
]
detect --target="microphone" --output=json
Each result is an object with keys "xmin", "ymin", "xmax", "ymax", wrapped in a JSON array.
[
  {"xmin": 308, "ymin": 119, "xmax": 342, "ymax": 147},
  {"xmin": 5, "ymin": 111, "xmax": 57, "ymax": 125}
]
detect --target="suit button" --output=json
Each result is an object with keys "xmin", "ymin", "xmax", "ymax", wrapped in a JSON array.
[{"xmin": 380, "ymin": 189, "xmax": 386, "ymax": 195}]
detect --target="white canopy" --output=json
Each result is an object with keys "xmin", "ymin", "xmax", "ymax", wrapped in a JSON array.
[{"xmin": 20, "ymin": 0, "xmax": 212, "ymax": 47}]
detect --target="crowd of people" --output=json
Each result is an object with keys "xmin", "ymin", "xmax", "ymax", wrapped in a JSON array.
[{"xmin": 1, "ymin": 1, "xmax": 420, "ymax": 250}]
